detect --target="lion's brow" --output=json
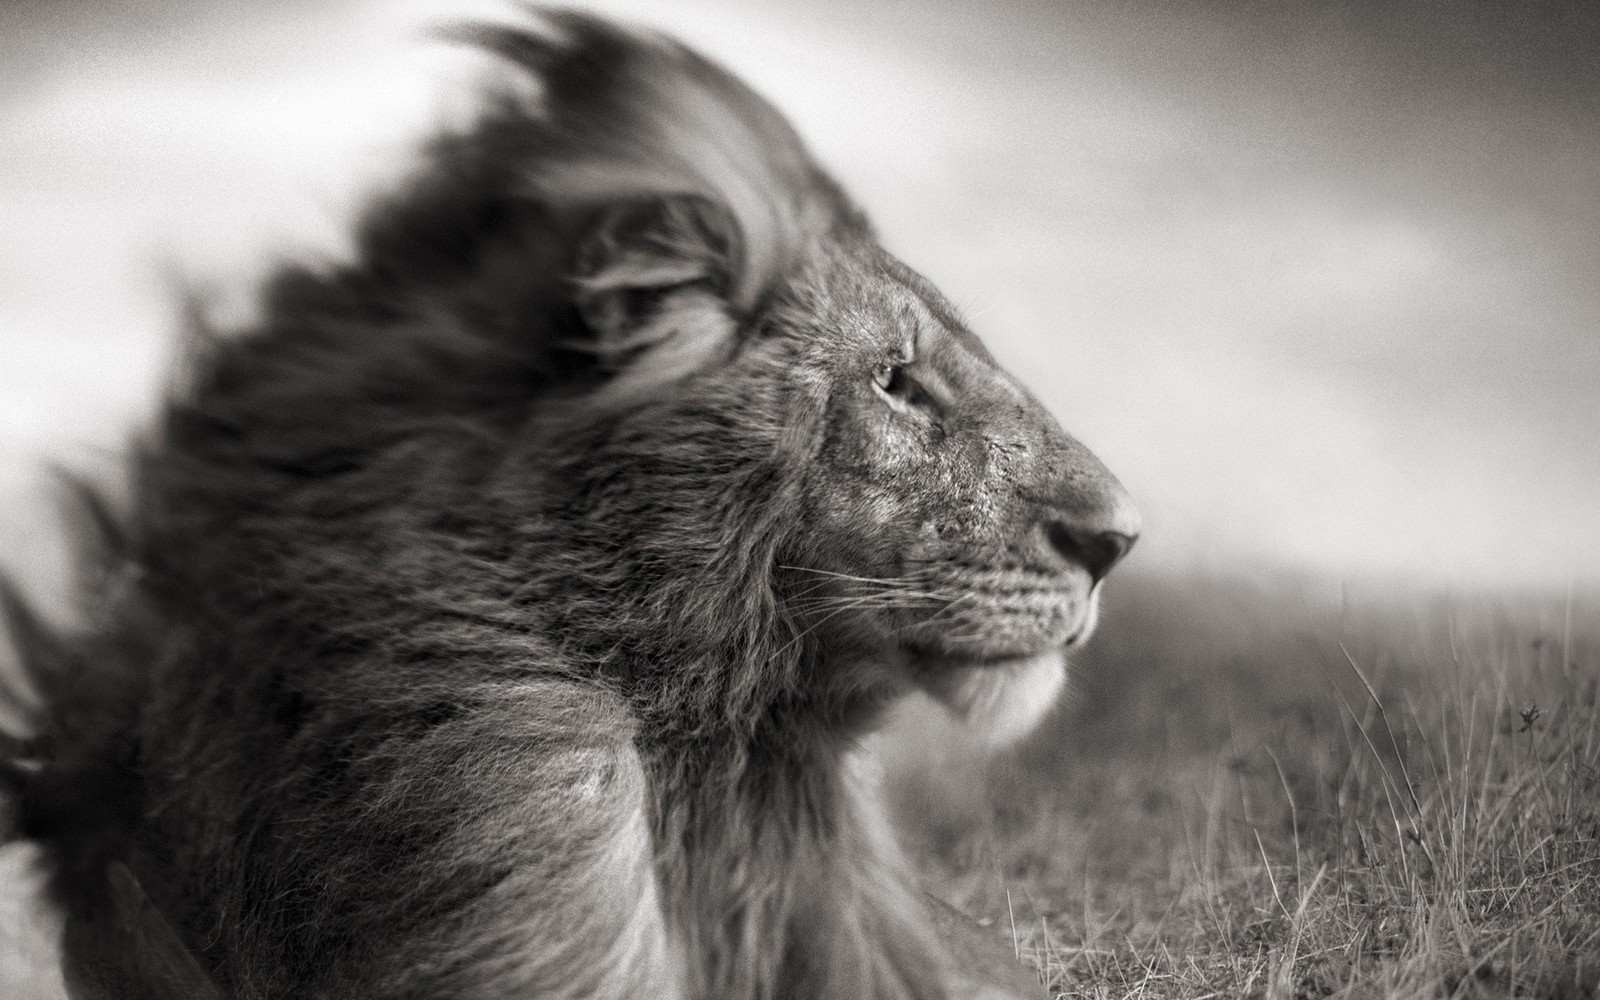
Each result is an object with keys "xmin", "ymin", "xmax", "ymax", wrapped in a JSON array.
[{"xmin": 891, "ymin": 293, "xmax": 935, "ymax": 361}]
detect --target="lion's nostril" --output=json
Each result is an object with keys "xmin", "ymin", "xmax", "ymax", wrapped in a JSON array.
[{"xmin": 1044, "ymin": 522, "xmax": 1137, "ymax": 582}]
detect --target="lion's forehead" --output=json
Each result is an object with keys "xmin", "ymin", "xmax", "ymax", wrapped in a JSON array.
[
  {"xmin": 809, "ymin": 258, "xmax": 1049, "ymax": 412},
  {"xmin": 791, "ymin": 251, "xmax": 922, "ymax": 343},
  {"xmin": 802, "ymin": 261, "xmax": 1012, "ymax": 392}
]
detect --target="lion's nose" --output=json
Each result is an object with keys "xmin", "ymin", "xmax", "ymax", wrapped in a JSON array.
[
  {"xmin": 1024, "ymin": 422, "xmax": 1141, "ymax": 582},
  {"xmin": 1044, "ymin": 521, "xmax": 1138, "ymax": 582}
]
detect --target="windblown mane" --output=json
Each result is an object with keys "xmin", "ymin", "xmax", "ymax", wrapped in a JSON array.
[
  {"xmin": 3, "ymin": 0, "xmax": 848, "ymax": 885},
  {"xmin": 0, "ymin": 11, "xmax": 1076, "ymax": 1000}
]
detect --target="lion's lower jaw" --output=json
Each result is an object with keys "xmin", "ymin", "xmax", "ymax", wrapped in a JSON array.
[{"xmin": 918, "ymin": 648, "xmax": 1068, "ymax": 750}]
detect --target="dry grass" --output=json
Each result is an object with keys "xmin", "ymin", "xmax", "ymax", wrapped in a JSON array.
[{"xmin": 913, "ymin": 568, "xmax": 1600, "ymax": 1000}]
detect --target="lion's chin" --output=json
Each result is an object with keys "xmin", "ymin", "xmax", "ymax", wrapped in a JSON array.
[{"xmin": 912, "ymin": 648, "xmax": 1067, "ymax": 749}]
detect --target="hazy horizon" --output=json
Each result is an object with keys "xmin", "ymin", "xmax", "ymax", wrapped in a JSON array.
[{"xmin": 2, "ymin": 0, "xmax": 1597, "ymax": 593}]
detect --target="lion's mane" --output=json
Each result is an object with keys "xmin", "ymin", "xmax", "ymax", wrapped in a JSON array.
[{"xmin": 0, "ymin": 12, "xmax": 1083, "ymax": 1000}]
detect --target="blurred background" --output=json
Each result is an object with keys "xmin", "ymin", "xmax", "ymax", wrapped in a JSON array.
[{"xmin": 2, "ymin": 0, "xmax": 1598, "ymax": 596}]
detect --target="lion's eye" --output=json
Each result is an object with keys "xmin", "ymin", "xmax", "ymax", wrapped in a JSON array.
[{"xmin": 872, "ymin": 363, "xmax": 909, "ymax": 398}]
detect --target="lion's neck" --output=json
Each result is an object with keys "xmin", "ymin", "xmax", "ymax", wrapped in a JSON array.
[
  {"xmin": 502, "ymin": 428, "xmax": 954, "ymax": 997},
  {"xmin": 647, "ymin": 724, "xmax": 949, "ymax": 1000}
]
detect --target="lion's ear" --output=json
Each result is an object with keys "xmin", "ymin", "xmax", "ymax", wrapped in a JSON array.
[
  {"xmin": 570, "ymin": 196, "xmax": 741, "ymax": 384},
  {"xmin": 462, "ymin": 12, "xmax": 853, "ymax": 311}
]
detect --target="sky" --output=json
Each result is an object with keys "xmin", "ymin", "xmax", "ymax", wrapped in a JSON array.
[{"xmin": 0, "ymin": 0, "xmax": 1597, "ymax": 596}]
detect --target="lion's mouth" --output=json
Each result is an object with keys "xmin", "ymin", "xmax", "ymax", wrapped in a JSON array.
[{"xmin": 897, "ymin": 576, "xmax": 1100, "ymax": 668}]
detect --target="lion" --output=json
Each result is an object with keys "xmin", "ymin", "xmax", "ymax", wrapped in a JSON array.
[{"xmin": 0, "ymin": 10, "xmax": 1138, "ymax": 1000}]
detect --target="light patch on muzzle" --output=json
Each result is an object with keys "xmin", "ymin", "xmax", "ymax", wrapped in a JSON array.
[{"xmin": 918, "ymin": 647, "xmax": 1067, "ymax": 750}]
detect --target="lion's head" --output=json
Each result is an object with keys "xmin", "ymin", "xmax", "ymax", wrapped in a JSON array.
[{"xmin": 476, "ymin": 13, "xmax": 1138, "ymax": 731}]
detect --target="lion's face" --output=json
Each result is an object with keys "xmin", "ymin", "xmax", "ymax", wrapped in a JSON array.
[
  {"xmin": 529, "ymin": 19, "xmax": 1138, "ymax": 719},
  {"xmin": 769, "ymin": 239, "xmax": 1140, "ymax": 694}
]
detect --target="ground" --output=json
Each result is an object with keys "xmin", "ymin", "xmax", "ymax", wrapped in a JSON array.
[
  {"xmin": 2, "ymin": 566, "xmax": 1596, "ymax": 998},
  {"xmin": 913, "ymin": 568, "xmax": 1600, "ymax": 999}
]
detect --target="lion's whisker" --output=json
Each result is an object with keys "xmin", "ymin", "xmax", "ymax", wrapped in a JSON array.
[{"xmin": 777, "ymin": 565, "xmax": 926, "ymax": 587}]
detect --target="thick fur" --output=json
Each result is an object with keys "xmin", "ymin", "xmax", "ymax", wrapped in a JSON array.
[{"xmin": 1, "ymin": 11, "xmax": 1138, "ymax": 1000}]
